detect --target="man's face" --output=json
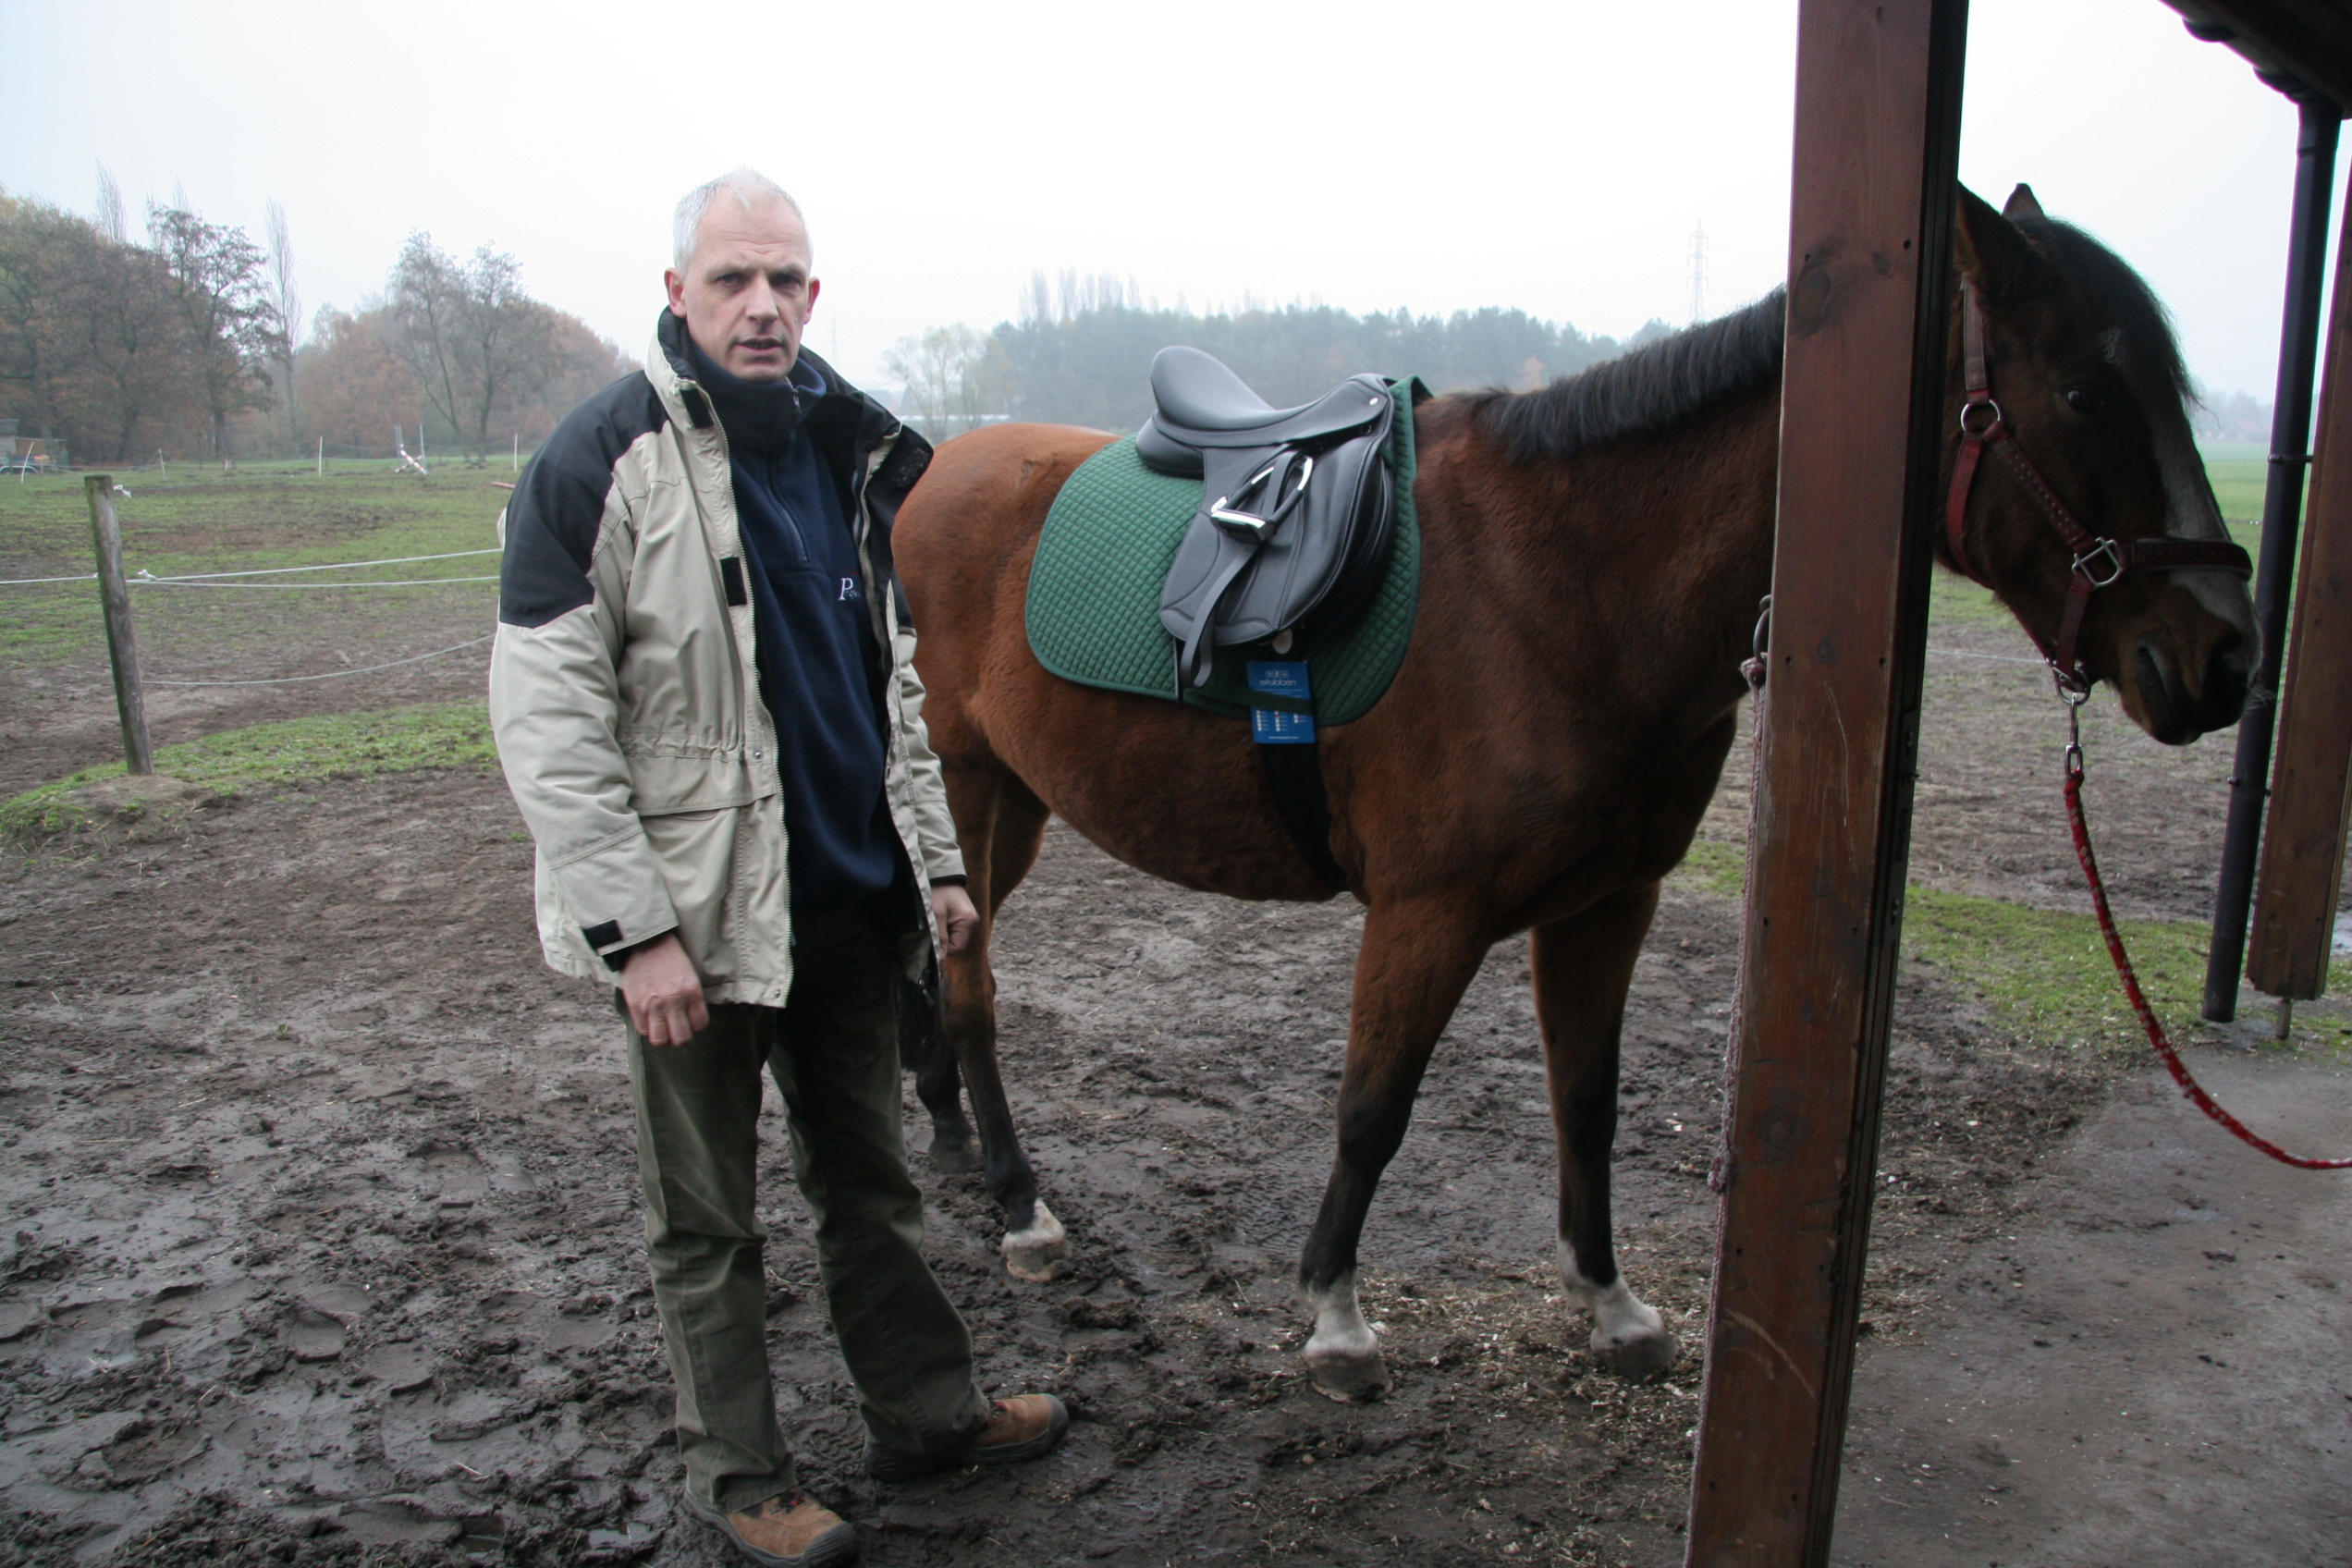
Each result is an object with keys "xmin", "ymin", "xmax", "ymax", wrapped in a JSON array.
[{"xmin": 665, "ymin": 197, "xmax": 820, "ymax": 383}]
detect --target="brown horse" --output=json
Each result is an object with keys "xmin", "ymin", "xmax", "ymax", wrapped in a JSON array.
[{"xmin": 891, "ymin": 185, "xmax": 2256, "ymax": 1402}]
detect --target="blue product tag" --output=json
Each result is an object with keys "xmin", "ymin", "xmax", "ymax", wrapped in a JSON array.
[{"xmin": 1247, "ymin": 660, "xmax": 1316, "ymax": 744}]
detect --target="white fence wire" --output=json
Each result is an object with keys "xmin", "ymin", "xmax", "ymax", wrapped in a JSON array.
[
  {"xmin": 0, "ymin": 546, "xmax": 502, "ymax": 588},
  {"xmin": 3, "ymin": 545, "xmax": 502, "ymax": 686},
  {"xmin": 144, "ymin": 634, "xmax": 496, "ymax": 688}
]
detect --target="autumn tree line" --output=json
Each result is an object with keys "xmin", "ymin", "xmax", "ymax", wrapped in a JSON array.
[{"xmin": 0, "ymin": 186, "xmax": 632, "ymax": 466}]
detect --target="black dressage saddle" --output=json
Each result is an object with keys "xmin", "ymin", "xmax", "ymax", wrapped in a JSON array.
[{"xmin": 1136, "ymin": 348, "xmax": 1398, "ymax": 692}]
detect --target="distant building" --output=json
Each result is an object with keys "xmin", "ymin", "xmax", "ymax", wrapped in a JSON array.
[{"xmin": 0, "ymin": 422, "xmax": 67, "ymax": 472}]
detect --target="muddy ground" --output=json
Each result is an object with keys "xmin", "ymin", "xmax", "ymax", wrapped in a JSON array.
[{"xmin": 1, "ymin": 579, "xmax": 2347, "ymax": 1567}]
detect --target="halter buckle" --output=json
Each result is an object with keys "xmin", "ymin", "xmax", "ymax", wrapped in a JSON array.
[
  {"xmin": 2072, "ymin": 538, "xmax": 2124, "ymax": 589},
  {"xmin": 1958, "ymin": 397, "xmax": 2003, "ymax": 438}
]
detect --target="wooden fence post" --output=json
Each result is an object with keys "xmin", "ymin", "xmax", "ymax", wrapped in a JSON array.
[
  {"xmin": 1684, "ymin": 0, "xmax": 1967, "ymax": 1562},
  {"xmin": 83, "ymin": 474, "xmax": 153, "ymax": 776}
]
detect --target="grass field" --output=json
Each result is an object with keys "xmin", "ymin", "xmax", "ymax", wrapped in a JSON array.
[
  {"xmin": 0, "ymin": 464, "xmax": 508, "ymax": 669},
  {"xmin": 1672, "ymin": 838, "xmax": 2352, "ymax": 1057},
  {"xmin": 0, "ymin": 701, "xmax": 496, "ymax": 839},
  {"xmin": 2202, "ymin": 442, "xmax": 2271, "ymax": 524}
]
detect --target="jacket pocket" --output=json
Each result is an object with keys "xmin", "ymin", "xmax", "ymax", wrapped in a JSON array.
[
  {"xmin": 627, "ymin": 749, "xmax": 769, "ymax": 815},
  {"xmin": 638, "ymin": 806, "xmax": 738, "ymax": 986}
]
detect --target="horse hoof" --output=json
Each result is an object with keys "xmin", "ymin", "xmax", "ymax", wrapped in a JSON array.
[
  {"xmin": 1001, "ymin": 1201, "xmax": 1067, "ymax": 1283},
  {"xmin": 1305, "ymin": 1347, "xmax": 1391, "ymax": 1403},
  {"xmin": 1592, "ymin": 1327, "xmax": 1679, "ymax": 1381},
  {"xmin": 925, "ymin": 1141, "xmax": 981, "ymax": 1175},
  {"xmin": 1004, "ymin": 1243, "xmax": 1063, "ymax": 1283}
]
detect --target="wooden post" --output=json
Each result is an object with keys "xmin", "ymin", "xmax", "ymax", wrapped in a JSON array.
[
  {"xmin": 2246, "ymin": 187, "xmax": 2352, "ymax": 1001},
  {"xmin": 82, "ymin": 474, "xmax": 153, "ymax": 776},
  {"xmin": 1684, "ymin": 1, "xmax": 1966, "ymax": 1562}
]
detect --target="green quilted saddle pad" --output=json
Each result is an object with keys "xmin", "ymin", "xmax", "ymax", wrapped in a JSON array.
[{"xmin": 1024, "ymin": 377, "xmax": 1423, "ymax": 725}]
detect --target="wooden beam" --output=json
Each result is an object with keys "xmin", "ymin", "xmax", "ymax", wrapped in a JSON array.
[
  {"xmin": 1683, "ymin": 1, "xmax": 1967, "ymax": 1562},
  {"xmin": 2247, "ymin": 190, "xmax": 2352, "ymax": 1000}
]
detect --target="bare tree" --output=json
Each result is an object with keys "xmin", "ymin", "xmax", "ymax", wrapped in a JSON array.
[
  {"xmin": 455, "ymin": 247, "xmax": 542, "ymax": 458},
  {"xmin": 387, "ymin": 233, "xmax": 466, "ymax": 450},
  {"xmin": 387, "ymin": 234, "xmax": 551, "ymax": 461},
  {"xmin": 266, "ymin": 199, "xmax": 300, "ymax": 449},
  {"xmin": 147, "ymin": 203, "xmax": 283, "ymax": 458},
  {"xmin": 1019, "ymin": 270, "xmax": 1054, "ymax": 326},
  {"xmin": 883, "ymin": 324, "xmax": 1009, "ymax": 437},
  {"xmin": 93, "ymin": 164, "xmax": 126, "ymax": 243}
]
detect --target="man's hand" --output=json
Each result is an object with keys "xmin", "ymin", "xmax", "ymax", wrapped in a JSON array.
[
  {"xmin": 619, "ymin": 933, "xmax": 710, "ymax": 1047},
  {"xmin": 932, "ymin": 884, "xmax": 980, "ymax": 956}
]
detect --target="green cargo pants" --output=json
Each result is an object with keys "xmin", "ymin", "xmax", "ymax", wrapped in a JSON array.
[{"xmin": 625, "ymin": 918, "xmax": 991, "ymax": 1513}]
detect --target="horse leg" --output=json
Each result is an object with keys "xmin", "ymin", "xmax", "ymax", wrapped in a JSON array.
[
  {"xmin": 913, "ymin": 761, "xmax": 996, "ymax": 1173},
  {"xmin": 937, "ymin": 762, "xmax": 1065, "ymax": 1280},
  {"xmin": 1530, "ymin": 884, "xmax": 1678, "ymax": 1378},
  {"xmin": 1298, "ymin": 902, "xmax": 1492, "ymax": 1402},
  {"xmin": 904, "ymin": 960, "xmax": 975, "ymax": 1173}
]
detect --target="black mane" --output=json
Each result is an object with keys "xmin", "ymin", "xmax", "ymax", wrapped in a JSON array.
[
  {"xmin": 1466, "ymin": 213, "xmax": 2185, "ymax": 470},
  {"xmin": 1470, "ymin": 289, "xmax": 1788, "ymax": 466}
]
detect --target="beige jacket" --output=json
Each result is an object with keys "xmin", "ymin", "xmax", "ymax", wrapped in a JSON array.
[{"xmin": 487, "ymin": 315, "xmax": 961, "ymax": 1003}]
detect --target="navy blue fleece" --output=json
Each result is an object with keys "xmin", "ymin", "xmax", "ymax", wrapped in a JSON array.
[{"xmin": 688, "ymin": 340, "xmax": 905, "ymax": 924}]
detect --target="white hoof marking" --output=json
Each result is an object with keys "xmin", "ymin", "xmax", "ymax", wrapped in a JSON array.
[
  {"xmin": 1557, "ymin": 1240, "xmax": 1666, "ymax": 1352},
  {"xmin": 1302, "ymin": 1271, "xmax": 1378, "ymax": 1362},
  {"xmin": 1001, "ymin": 1200, "xmax": 1067, "ymax": 1281}
]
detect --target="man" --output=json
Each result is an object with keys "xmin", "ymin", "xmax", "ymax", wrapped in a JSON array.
[{"xmin": 489, "ymin": 168, "xmax": 1066, "ymax": 1568}]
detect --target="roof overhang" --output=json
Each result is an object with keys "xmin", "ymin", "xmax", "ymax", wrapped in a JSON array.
[{"xmin": 2162, "ymin": 0, "xmax": 2352, "ymax": 115}]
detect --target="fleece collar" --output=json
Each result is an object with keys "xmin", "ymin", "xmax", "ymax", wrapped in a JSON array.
[{"xmin": 681, "ymin": 336, "xmax": 826, "ymax": 455}]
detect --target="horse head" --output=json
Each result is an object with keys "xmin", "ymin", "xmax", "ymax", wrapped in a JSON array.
[{"xmin": 1945, "ymin": 184, "xmax": 2257, "ymax": 744}]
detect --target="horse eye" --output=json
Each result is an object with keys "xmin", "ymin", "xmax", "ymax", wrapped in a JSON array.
[{"xmin": 2064, "ymin": 386, "xmax": 2106, "ymax": 416}]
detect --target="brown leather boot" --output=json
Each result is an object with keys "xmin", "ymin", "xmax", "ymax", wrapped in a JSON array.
[
  {"xmin": 865, "ymin": 1393, "xmax": 1071, "ymax": 1479},
  {"xmin": 682, "ymin": 1488, "xmax": 857, "ymax": 1568}
]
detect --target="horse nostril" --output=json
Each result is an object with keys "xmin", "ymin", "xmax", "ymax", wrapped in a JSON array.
[
  {"xmin": 2206, "ymin": 640, "xmax": 2253, "ymax": 726},
  {"xmin": 2142, "ymin": 634, "xmax": 2254, "ymax": 741},
  {"xmin": 2132, "ymin": 641, "xmax": 2191, "ymax": 744}
]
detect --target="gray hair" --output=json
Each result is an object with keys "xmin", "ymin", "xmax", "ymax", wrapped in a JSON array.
[{"xmin": 672, "ymin": 168, "xmax": 804, "ymax": 272}]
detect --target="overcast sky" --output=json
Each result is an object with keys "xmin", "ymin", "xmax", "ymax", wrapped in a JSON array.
[{"xmin": 2, "ymin": 0, "xmax": 2337, "ymax": 399}]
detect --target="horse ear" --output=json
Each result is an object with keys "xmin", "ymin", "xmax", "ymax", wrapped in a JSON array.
[
  {"xmin": 2002, "ymin": 183, "xmax": 2046, "ymax": 222},
  {"xmin": 1955, "ymin": 185, "xmax": 2051, "ymax": 301}
]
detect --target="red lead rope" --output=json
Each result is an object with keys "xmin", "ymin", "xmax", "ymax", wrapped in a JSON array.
[{"xmin": 2062, "ymin": 716, "xmax": 2352, "ymax": 1170}]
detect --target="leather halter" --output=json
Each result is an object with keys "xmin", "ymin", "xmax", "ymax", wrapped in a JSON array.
[{"xmin": 1943, "ymin": 279, "xmax": 2251, "ymax": 695}]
